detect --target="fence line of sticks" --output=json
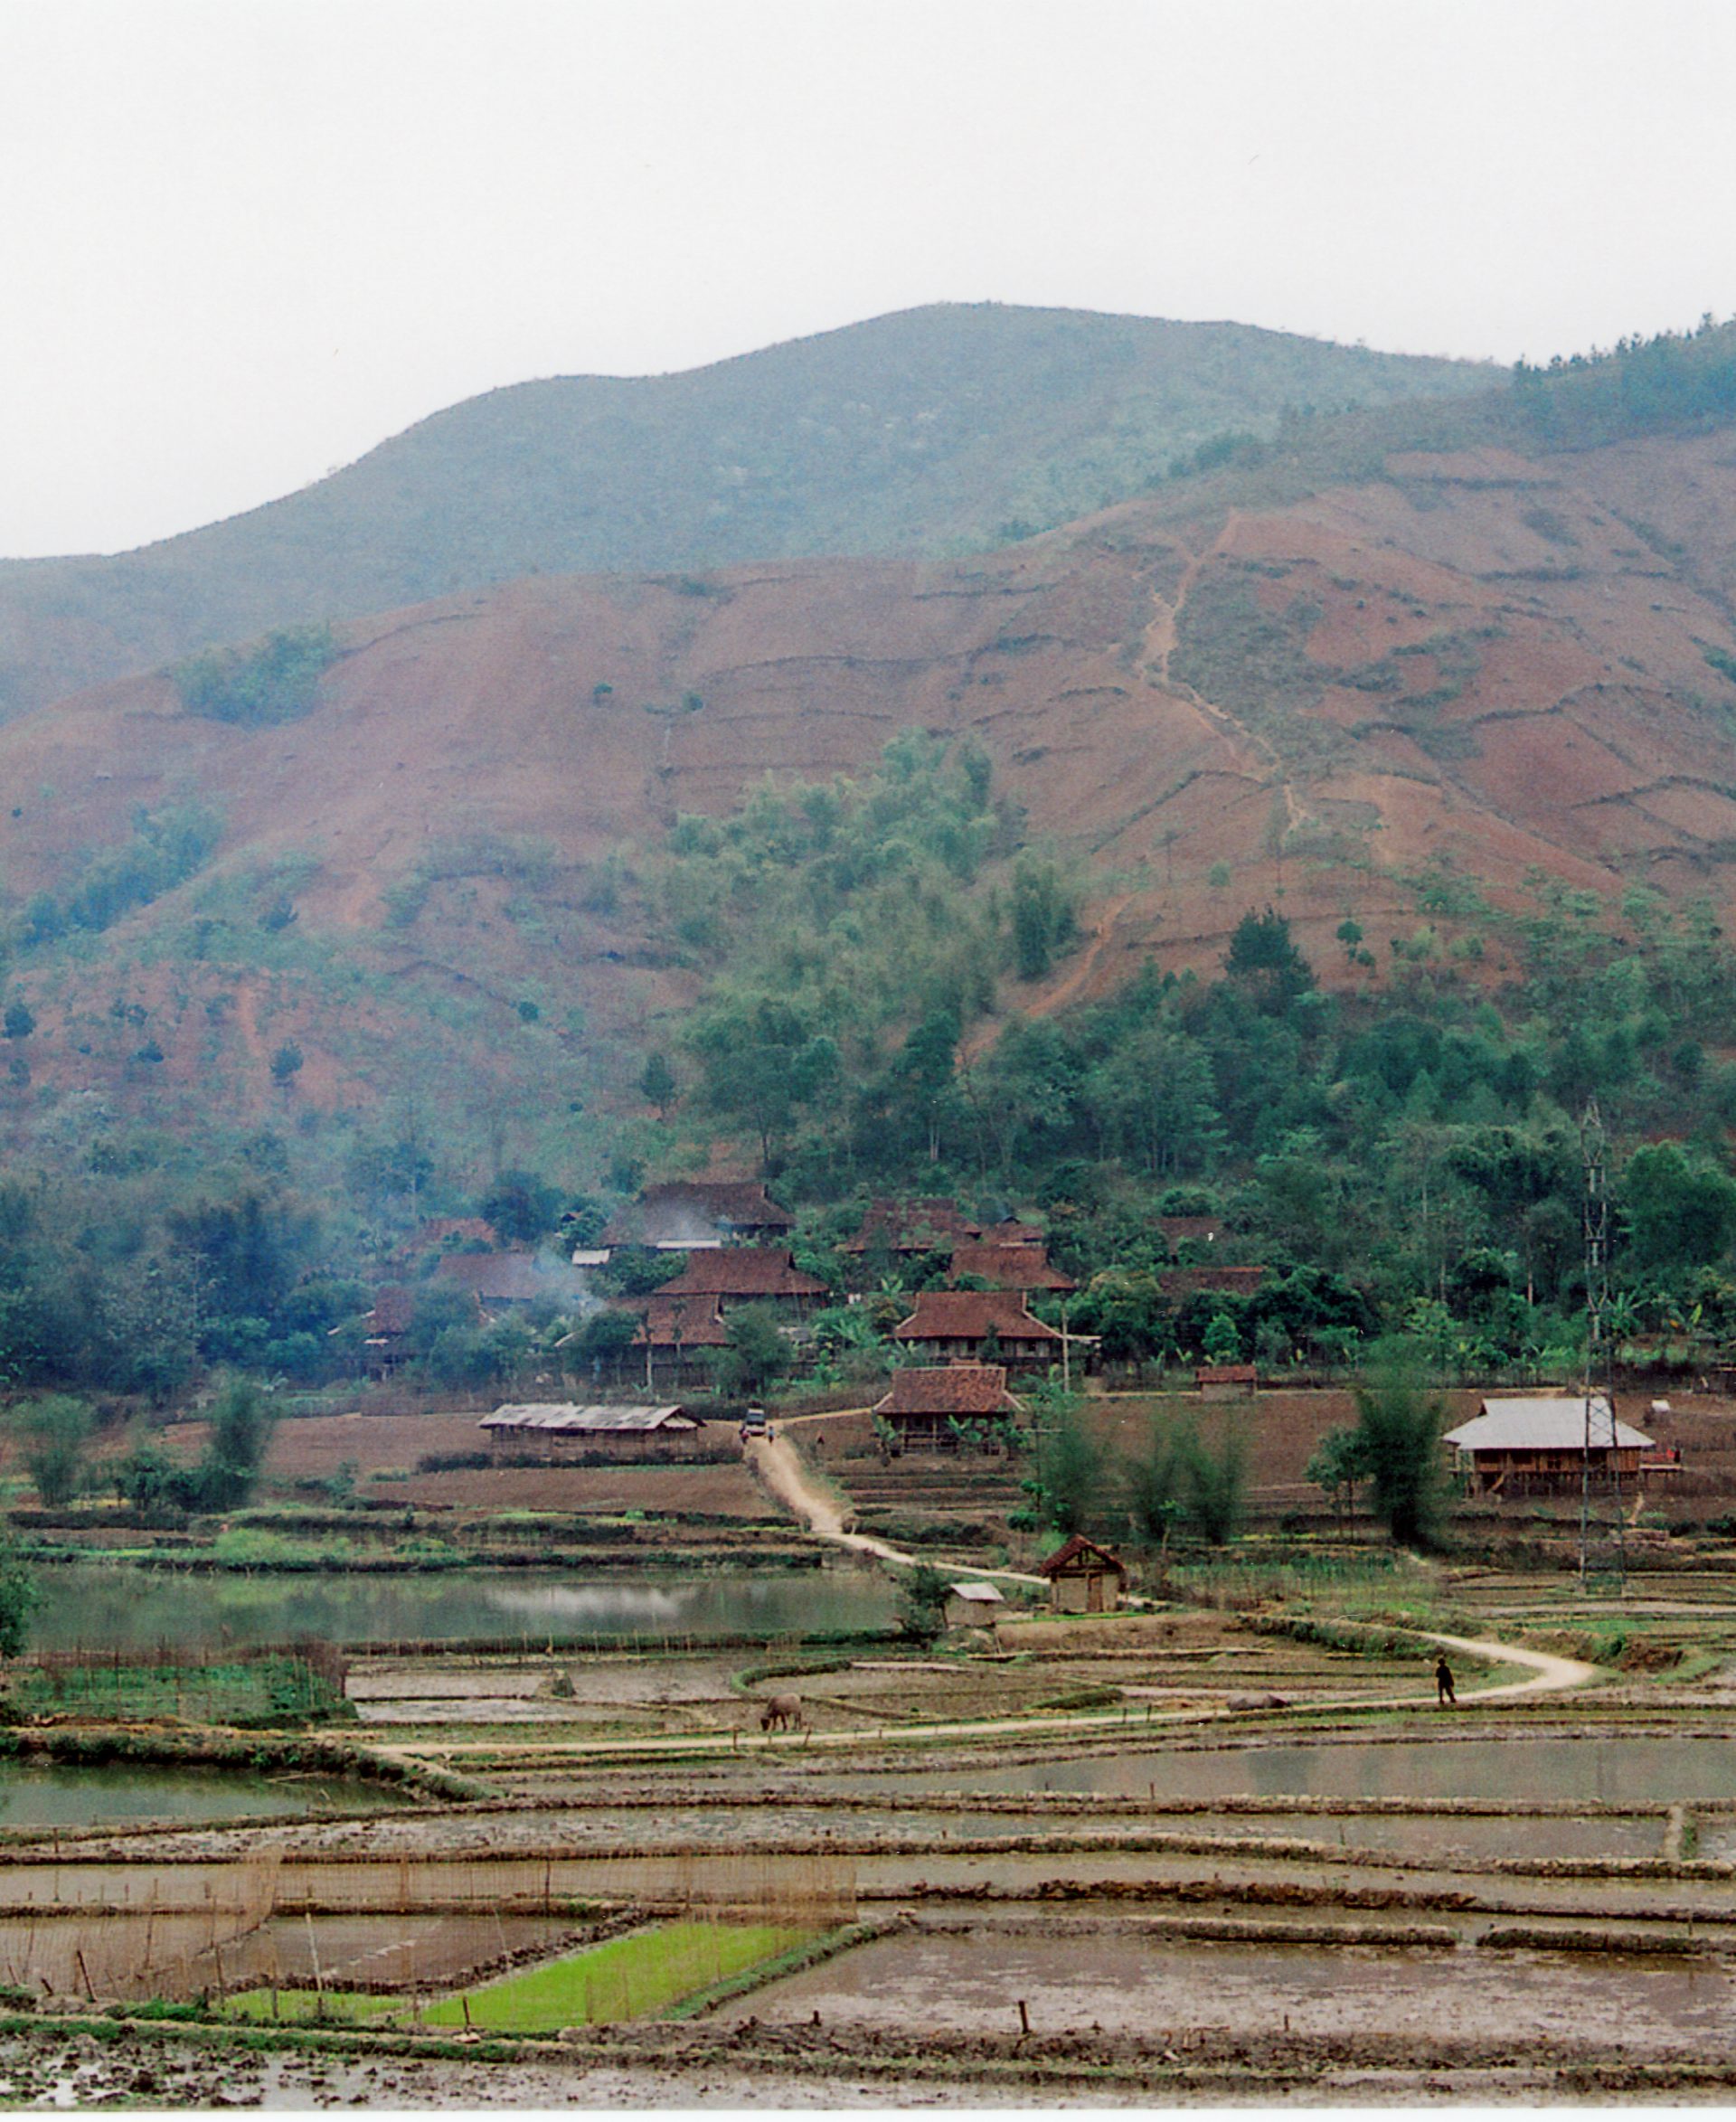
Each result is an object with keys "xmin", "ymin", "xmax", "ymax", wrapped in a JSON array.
[
  {"xmin": 21, "ymin": 1639, "xmax": 351, "ymax": 1686},
  {"xmin": 0, "ymin": 1849, "xmax": 854, "ymax": 2003}
]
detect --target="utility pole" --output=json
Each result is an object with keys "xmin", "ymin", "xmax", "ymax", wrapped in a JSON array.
[{"xmin": 1580, "ymin": 1100, "xmax": 1626, "ymax": 1596}]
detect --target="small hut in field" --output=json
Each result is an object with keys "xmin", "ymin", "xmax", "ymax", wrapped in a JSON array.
[
  {"xmin": 944, "ymin": 1580, "xmax": 1008, "ymax": 1629},
  {"xmin": 1036, "ymin": 1533, "xmax": 1127, "ymax": 1615}
]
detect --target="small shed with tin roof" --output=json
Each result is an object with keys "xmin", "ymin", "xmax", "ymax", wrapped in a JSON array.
[{"xmin": 944, "ymin": 1580, "xmax": 1009, "ymax": 1630}]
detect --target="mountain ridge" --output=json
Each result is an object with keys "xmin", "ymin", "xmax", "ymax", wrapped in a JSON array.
[
  {"xmin": 5, "ymin": 420, "xmax": 1736, "ymax": 1189},
  {"xmin": 0, "ymin": 303, "xmax": 1491, "ymax": 718}
]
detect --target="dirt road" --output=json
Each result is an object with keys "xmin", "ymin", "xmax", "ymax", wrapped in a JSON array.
[
  {"xmin": 365, "ymin": 1451, "xmax": 1602, "ymax": 1768},
  {"xmin": 749, "ymin": 1429, "xmax": 1047, "ymax": 1587}
]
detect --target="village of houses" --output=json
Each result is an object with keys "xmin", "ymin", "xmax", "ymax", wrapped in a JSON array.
[
  {"xmin": 6, "ymin": 1189, "xmax": 1736, "ymax": 2100},
  {"xmin": 359, "ymin": 1174, "xmax": 1703, "ymax": 1596}
]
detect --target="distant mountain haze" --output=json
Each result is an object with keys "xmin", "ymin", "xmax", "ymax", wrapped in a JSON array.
[{"xmin": 0, "ymin": 302, "xmax": 1491, "ymax": 718}]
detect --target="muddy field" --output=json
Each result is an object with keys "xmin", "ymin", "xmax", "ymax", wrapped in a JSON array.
[
  {"xmin": 752, "ymin": 1923, "xmax": 1736, "ymax": 2051},
  {"xmin": 7, "ymin": 1409, "xmax": 1736, "ymax": 2107}
]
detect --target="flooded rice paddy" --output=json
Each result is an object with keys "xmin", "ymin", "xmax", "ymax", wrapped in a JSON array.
[
  {"xmin": 0, "ymin": 1761, "xmax": 406, "ymax": 1829},
  {"xmin": 750, "ymin": 1927, "xmax": 1736, "ymax": 2051},
  {"xmin": 0, "ymin": 1909, "xmax": 573, "ymax": 2005},
  {"xmin": 839, "ymin": 1731, "xmax": 1736, "ymax": 1806},
  {"xmin": 32, "ymin": 1561, "xmax": 895, "ymax": 1651}
]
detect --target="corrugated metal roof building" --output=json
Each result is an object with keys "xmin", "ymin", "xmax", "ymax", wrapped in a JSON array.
[
  {"xmin": 1445, "ymin": 1396, "xmax": 1653, "ymax": 1498},
  {"xmin": 479, "ymin": 1401, "xmax": 707, "ymax": 1459}
]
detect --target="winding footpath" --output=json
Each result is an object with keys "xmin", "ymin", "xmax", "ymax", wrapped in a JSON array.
[{"xmin": 367, "ymin": 1440, "xmax": 1600, "ymax": 1769}]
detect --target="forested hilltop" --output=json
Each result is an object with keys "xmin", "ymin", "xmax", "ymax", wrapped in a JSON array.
[{"xmin": 4, "ymin": 322, "xmax": 1736, "ymax": 1407}]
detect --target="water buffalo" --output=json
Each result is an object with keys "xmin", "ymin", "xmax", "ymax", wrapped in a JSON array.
[{"xmin": 760, "ymin": 1693, "xmax": 803, "ymax": 1732}]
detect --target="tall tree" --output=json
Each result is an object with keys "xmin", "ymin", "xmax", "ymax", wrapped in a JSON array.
[{"xmin": 1351, "ymin": 1341, "xmax": 1449, "ymax": 1550}]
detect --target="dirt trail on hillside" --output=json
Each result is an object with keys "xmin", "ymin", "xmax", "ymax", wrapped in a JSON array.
[
  {"xmin": 958, "ymin": 890, "xmax": 1139, "ymax": 1061},
  {"xmin": 1137, "ymin": 505, "xmax": 1305, "ymax": 838}
]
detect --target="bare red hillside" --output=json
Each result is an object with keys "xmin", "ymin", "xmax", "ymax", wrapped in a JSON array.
[{"xmin": 6, "ymin": 428, "xmax": 1736, "ymax": 1127}]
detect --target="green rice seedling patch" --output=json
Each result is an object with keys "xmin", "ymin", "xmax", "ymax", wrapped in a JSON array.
[{"xmin": 423, "ymin": 1920, "xmax": 815, "ymax": 2030}]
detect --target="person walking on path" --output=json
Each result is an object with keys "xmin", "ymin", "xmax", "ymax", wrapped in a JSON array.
[{"xmin": 1435, "ymin": 1655, "xmax": 1456, "ymax": 1706}]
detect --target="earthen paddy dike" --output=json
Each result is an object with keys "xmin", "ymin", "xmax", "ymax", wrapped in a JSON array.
[{"xmin": 7, "ymin": 1487, "xmax": 1735, "ymax": 2105}]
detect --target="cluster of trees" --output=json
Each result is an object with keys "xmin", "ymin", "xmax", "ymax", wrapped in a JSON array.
[
  {"xmin": 1511, "ymin": 316, "xmax": 1736, "ymax": 449},
  {"xmin": 173, "ymin": 625, "xmax": 337, "ymax": 728},
  {"xmin": 1031, "ymin": 1389, "xmax": 1250, "ymax": 1551},
  {"xmin": 0, "ymin": 1161, "xmax": 364, "ymax": 1401},
  {"xmin": 114, "ymin": 1376, "xmax": 276, "ymax": 1517},
  {"xmin": 642, "ymin": 733, "xmax": 1080, "ymax": 1170},
  {"xmin": 11, "ymin": 805, "xmax": 222, "ymax": 948},
  {"xmin": 6, "ymin": 1375, "xmax": 275, "ymax": 1524},
  {"xmin": 1025, "ymin": 1344, "xmax": 1454, "ymax": 1573},
  {"xmin": 635, "ymin": 876, "xmax": 1736, "ymax": 1374}
]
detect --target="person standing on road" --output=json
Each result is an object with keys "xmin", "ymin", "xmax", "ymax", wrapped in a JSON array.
[{"xmin": 1435, "ymin": 1655, "xmax": 1456, "ymax": 1706}]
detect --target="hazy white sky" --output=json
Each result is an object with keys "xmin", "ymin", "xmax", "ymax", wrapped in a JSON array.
[{"xmin": 3, "ymin": 0, "xmax": 1733, "ymax": 559}]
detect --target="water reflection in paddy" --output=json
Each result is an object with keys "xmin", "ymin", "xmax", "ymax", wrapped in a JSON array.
[
  {"xmin": 0, "ymin": 1761, "xmax": 407, "ymax": 1828},
  {"xmin": 32, "ymin": 1561, "xmax": 894, "ymax": 1652},
  {"xmin": 819, "ymin": 1734, "xmax": 1736, "ymax": 1806}
]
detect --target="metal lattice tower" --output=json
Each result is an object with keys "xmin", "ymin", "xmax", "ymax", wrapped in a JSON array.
[{"xmin": 1579, "ymin": 1100, "xmax": 1626, "ymax": 1594}]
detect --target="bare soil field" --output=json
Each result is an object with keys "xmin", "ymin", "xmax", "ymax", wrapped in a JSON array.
[
  {"xmin": 363, "ymin": 1462, "xmax": 772, "ymax": 1517},
  {"xmin": 247, "ymin": 1411, "xmax": 777, "ymax": 1520}
]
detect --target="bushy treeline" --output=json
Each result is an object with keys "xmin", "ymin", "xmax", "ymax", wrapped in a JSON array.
[
  {"xmin": 0, "ymin": 1155, "xmax": 365, "ymax": 1401},
  {"xmin": 12, "ymin": 805, "xmax": 222, "ymax": 949},
  {"xmin": 173, "ymin": 625, "xmax": 336, "ymax": 728},
  {"xmin": 1512, "ymin": 316, "xmax": 1736, "ymax": 449},
  {"xmin": 649, "ymin": 733, "xmax": 1080, "ymax": 1168}
]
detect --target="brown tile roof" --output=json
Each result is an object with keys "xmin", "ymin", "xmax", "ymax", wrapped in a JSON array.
[
  {"xmin": 843, "ymin": 1197, "xmax": 982, "ymax": 1253},
  {"xmin": 1158, "ymin": 1266, "xmax": 1267, "ymax": 1298},
  {"xmin": 1195, "ymin": 1363, "xmax": 1258, "ymax": 1385},
  {"xmin": 434, "ymin": 1253, "xmax": 589, "ymax": 1304},
  {"xmin": 1036, "ymin": 1533, "xmax": 1127, "ymax": 1579},
  {"xmin": 892, "ymin": 1292, "xmax": 1061, "ymax": 1343},
  {"xmin": 950, "ymin": 1243, "xmax": 1076, "ymax": 1293},
  {"xmin": 657, "ymin": 1248, "xmax": 827, "ymax": 1298},
  {"xmin": 630, "ymin": 1293, "xmax": 731, "ymax": 1348},
  {"xmin": 601, "ymin": 1179, "xmax": 793, "ymax": 1246},
  {"xmin": 873, "ymin": 1365, "xmax": 1021, "ymax": 1418},
  {"xmin": 986, "ymin": 1219, "xmax": 1046, "ymax": 1246},
  {"xmin": 369, "ymin": 1287, "xmax": 415, "ymax": 1336},
  {"xmin": 1159, "ymin": 1215, "xmax": 1220, "ymax": 1245}
]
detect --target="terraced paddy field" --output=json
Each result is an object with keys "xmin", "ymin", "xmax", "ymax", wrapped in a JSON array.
[{"xmin": 4, "ymin": 1536, "xmax": 1736, "ymax": 2103}]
